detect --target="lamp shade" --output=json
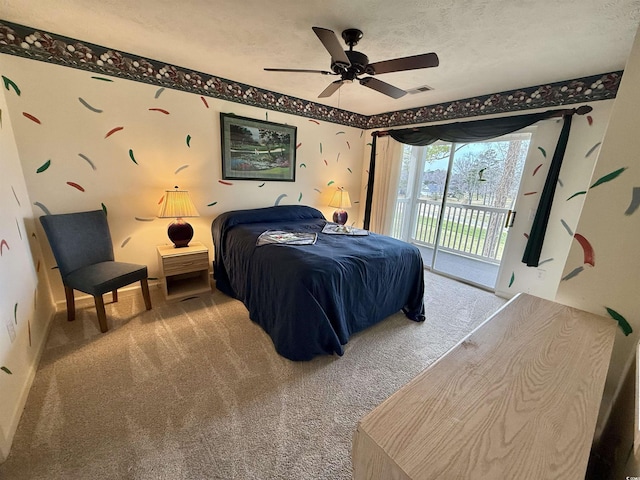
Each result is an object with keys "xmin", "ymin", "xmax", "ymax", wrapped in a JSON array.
[
  {"xmin": 158, "ymin": 188, "xmax": 200, "ymax": 248},
  {"xmin": 328, "ymin": 188, "xmax": 352, "ymax": 209},
  {"xmin": 158, "ymin": 189, "xmax": 200, "ymax": 218}
]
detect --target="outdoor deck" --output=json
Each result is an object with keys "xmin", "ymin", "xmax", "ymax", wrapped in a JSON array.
[
  {"xmin": 394, "ymin": 198, "xmax": 507, "ymax": 290},
  {"xmin": 415, "ymin": 244, "xmax": 500, "ymax": 290}
]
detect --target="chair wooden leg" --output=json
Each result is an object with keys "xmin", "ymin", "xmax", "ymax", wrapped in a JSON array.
[
  {"xmin": 94, "ymin": 295, "xmax": 108, "ymax": 333},
  {"xmin": 112, "ymin": 289, "xmax": 118, "ymax": 303},
  {"xmin": 141, "ymin": 278, "xmax": 152, "ymax": 311},
  {"xmin": 64, "ymin": 286, "xmax": 76, "ymax": 322}
]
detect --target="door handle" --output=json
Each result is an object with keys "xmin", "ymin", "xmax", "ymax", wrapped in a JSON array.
[{"xmin": 505, "ymin": 210, "xmax": 516, "ymax": 228}]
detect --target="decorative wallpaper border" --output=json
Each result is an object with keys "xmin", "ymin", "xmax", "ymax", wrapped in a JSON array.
[
  {"xmin": 0, "ymin": 20, "xmax": 622, "ymax": 129},
  {"xmin": 364, "ymin": 71, "xmax": 620, "ymax": 129}
]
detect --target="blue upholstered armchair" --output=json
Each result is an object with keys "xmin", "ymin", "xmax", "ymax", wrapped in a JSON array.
[{"xmin": 40, "ymin": 210, "xmax": 152, "ymax": 332}]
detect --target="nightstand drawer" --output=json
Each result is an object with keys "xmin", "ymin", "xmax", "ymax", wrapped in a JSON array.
[{"xmin": 163, "ymin": 251, "xmax": 209, "ymax": 275}]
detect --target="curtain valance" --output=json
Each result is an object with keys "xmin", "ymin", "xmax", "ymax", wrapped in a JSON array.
[{"xmin": 388, "ymin": 111, "xmax": 555, "ymax": 146}]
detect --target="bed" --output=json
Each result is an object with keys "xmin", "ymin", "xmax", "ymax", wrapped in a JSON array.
[{"xmin": 211, "ymin": 205, "xmax": 425, "ymax": 361}]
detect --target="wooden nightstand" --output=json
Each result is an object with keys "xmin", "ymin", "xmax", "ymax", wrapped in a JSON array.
[{"xmin": 157, "ymin": 241, "xmax": 211, "ymax": 300}]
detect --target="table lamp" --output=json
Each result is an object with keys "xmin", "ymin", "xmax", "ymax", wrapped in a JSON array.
[
  {"xmin": 158, "ymin": 187, "xmax": 200, "ymax": 247},
  {"xmin": 328, "ymin": 187, "xmax": 351, "ymax": 225}
]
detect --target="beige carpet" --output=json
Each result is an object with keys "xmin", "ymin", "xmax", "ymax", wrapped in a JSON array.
[{"xmin": 0, "ymin": 271, "xmax": 506, "ymax": 479}]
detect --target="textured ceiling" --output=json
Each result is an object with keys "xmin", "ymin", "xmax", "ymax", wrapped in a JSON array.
[{"xmin": 3, "ymin": 0, "xmax": 640, "ymax": 116}]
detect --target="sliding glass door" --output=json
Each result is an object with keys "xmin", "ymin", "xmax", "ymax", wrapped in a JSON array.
[{"xmin": 392, "ymin": 132, "xmax": 532, "ymax": 289}]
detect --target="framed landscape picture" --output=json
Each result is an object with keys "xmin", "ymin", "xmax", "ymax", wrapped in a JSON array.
[{"xmin": 220, "ymin": 113, "xmax": 297, "ymax": 181}]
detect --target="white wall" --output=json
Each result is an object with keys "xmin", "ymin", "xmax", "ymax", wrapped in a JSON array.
[
  {"xmin": 556, "ymin": 25, "xmax": 640, "ymax": 436},
  {"xmin": 0, "ymin": 77, "xmax": 55, "ymax": 461}
]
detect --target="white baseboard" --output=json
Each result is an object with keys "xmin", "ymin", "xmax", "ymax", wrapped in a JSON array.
[{"xmin": 0, "ymin": 302, "xmax": 56, "ymax": 462}]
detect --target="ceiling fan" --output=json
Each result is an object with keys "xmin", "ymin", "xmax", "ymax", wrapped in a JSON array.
[{"xmin": 264, "ymin": 26, "xmax": 439, "ymax": 99}]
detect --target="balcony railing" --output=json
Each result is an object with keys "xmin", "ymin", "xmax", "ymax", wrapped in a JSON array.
[{"xmin": 393, "ymin": 198, "xmax": 510, "ymax": 264}]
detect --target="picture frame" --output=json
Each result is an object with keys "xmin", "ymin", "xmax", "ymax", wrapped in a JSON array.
[{"xmin": 220, "ymin": 113, "xmax": 297, "ymax": 181}]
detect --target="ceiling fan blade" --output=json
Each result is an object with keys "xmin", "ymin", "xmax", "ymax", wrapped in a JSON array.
[
  {"xmin": 366, "ymin": 52, "xmax": 439, "ymax": 75},
  {"xmin": 264, "ymin": 68, "xmax": 334, "ymax": 75},
  {"xmin": 312, "ymin": 27, "xmax": 351, "ymax": 67},
  {"xmin": 359, "ymin": 77, "xmax": 407, "ymax": 99},
  {"xmin": 318, "ymin": 80, "xmax": 345, "ymax": 98}
]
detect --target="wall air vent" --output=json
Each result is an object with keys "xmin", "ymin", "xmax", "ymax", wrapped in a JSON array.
[{"xmin": 407, "ymin": 84, "xmax": 434, "ymax": 94}]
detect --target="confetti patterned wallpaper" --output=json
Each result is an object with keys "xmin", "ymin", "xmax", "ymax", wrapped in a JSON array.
[
  {"xmin": 555, "ymin": 25, "xmax": 640, "ymax": 406},
  {"xmin": 0, "ymin": 76, "xmax": 55, "ymax": 461}
]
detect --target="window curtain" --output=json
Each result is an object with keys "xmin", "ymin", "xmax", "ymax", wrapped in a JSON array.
[
  {"xmin": 368, "ymin": 136, "xmax": 404, "ymax": 234},
  {"xmin": 521, "ymin": 115, "xmax": 572, "ymax": 266},
  {"xmin": 363, "ymin": 106, "xmax": 591, "ymax": 267}
]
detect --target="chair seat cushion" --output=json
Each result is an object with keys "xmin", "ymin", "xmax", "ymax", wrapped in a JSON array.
[{"xmin": 65, "ymin": 261, "xmax": 148, "ymax": 296}]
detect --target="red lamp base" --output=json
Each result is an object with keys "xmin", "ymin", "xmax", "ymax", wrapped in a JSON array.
[
  {"xmin": 332, "ymin": 209, "xmax": 348, "ymax": 225},
  {"xmin": 167, "ymin": 219, "xmax": 193, "ymax": 248}
]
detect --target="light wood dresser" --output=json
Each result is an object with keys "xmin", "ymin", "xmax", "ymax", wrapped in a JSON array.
[{"xmin": 352, "ymin": 293, "xmax": 617, "ymax": 480}]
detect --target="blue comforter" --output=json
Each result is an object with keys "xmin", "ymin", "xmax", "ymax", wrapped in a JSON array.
[{"xmin": 211, "ymin": 205, "xmax": 425, "ymax": 360}]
